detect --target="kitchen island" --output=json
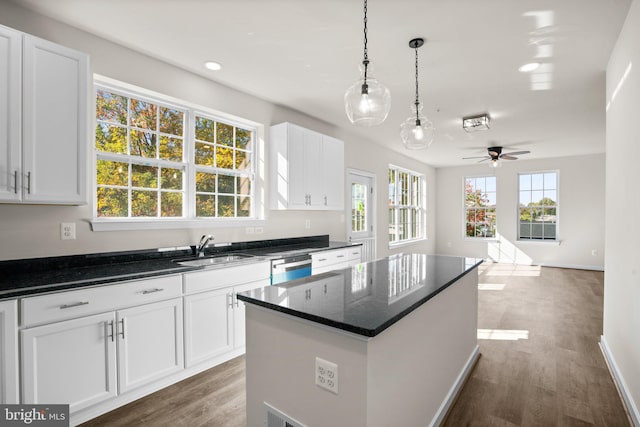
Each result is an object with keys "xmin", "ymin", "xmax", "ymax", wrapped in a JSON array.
[{"xmin": 237, "ymin": 253, "xmax": 482, "ymax": 427}]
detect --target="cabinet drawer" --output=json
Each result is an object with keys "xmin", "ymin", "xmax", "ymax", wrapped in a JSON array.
[
  {"xmin": 312, "ymin": 249, "xmax": 348, "ymax": 267},
  {"xmin": 346, "ymin": 246, "xmax": 362, "ymax": 261},
  {"xmin": 183, "ymin": 261, "xmax": 271, "ymax": 295},
  {"xmin": 21, "ymin": 275, "xmax": 182, "ymax": 327}
]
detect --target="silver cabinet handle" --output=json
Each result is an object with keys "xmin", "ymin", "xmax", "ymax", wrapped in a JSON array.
[
  {"xmin": 13, "ymin": 170, "xmax": 18, "ymax": 194},
  {"xmin": 60, "ymin": 301, "xmax": 89, "ymax": 309},
  {"xmin": 337, "ymin": 255, "xmax": 345, "ymax": 258},
  {"xmin": 324, "ymin": 195, "xmax": 327, "ymax": 205},
  {"xmin": 26, "ymin": 171, "xmax": 31, "ymax": 194},
  {"xmin": 227, "ymin": 293, "xmax": 233, "ymax": 308},
  {"xmin": 107, "ymin": 320, "xmax": 115, "ymax": 342},
  {"xmin": 234, "ymin": 293, "xmax": 239, "ymax": 308},
  {"xmin": 142, "ymin": 288, "xmax": 164, "ymax": 295},
  {"xmin": 318, "ymin": 258, "xmax": 327, "ymax": 262},
  {"xmin": 119, "ymin": 318, "xmax": 125, "ymax": 339}
]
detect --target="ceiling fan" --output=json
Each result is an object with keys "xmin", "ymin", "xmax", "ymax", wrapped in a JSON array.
[{"xmin": 463, "ymin": 146, "xmax": 530, "ymax": 167}]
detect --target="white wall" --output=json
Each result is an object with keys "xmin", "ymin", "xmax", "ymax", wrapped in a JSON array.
[
  {"xmin": 435, "ymin": 154, "xmax": 606, "ymax": 270},
  {"xmin": 0, "ymin": 1, "xmax": 436, "ymax": 261},
  {"xmin": 603, "ymin": 0, "xmax": 640, "ymax": 423}
]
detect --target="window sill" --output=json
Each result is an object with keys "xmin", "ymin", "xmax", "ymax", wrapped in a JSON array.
[
  {"xmin": 516, "ymin": 239, "xmax": 561, "ymax": 246},
  {"xmin": 464, "ymin": 237, "xmax": 500, "ymax": 242},
  {"xmin": 389, "ymin": 237, "xmax": 428, "ymax": 249},
  {"xmin": 90, "ymin": 218, "xmax": 265, "ymax": 232}
]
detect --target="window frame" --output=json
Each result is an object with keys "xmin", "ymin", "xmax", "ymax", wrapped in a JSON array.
[
  {"xmin": 388, "ymin": 164, "xmax": 427, "ymax": 247},
  {"xmin": 463, "ymin": 175, "xmax": 498, "ymax": 240},
  {"xmin": 517, "ymin": 170, "xmax": 559, "ymax": 242},
  {"xmin": 91, "ymin": 75, "xmax": 264, "ymax": 231}
]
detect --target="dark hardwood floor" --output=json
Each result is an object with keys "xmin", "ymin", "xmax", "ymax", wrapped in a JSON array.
[{"xmin": 82, "ymin": 264, "xmax": 630, "ymax": 427}]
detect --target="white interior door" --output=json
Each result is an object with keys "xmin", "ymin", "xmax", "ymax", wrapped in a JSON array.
[{"xmin": 347, "ymin": 170, "xmax": 376, "ymax": 262}]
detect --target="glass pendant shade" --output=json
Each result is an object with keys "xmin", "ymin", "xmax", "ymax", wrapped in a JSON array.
[
  {"xmin": 400, "ymin": 101, "xmax": 434, "ymax": 150},
  {"xmin": 344, "ymin": 61, "xmax": 391, "ymax": 126}
]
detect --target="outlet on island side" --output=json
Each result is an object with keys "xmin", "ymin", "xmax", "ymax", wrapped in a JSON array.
[{"xmin": 315, "ymin": 357, "xmax": 338, "ymax": 394}]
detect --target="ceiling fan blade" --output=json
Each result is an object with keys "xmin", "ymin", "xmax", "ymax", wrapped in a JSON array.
[
  {"xmin": 478, "ymin": 158, "xmax": 490, "ymax": 163},
  {"xmin": 462, "ymin": 156, "xmax": 491, "ymax": 160},
  {"xmin": 501, "ymin": 155, "xmax": 518, "ymax": 160},
  {"xmin": 503, "ymin": 150, "xmax": 530, "ymax": 156}
]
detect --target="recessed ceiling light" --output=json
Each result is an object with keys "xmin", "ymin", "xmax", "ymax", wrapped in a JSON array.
[
  {"xmin": 204, "ymin": 61, "xmax": 222, "ymax": 71},
  {"xmin": 518, "ymin": 62, "xmax": 540, "ymax": 73}
]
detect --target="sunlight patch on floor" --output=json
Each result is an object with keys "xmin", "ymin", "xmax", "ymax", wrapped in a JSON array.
[
  {"xmin": 477, "ymin": 329, "xmax": 529, "ymax": 341},
  {"xmin": 478, "ymin": 283, "xmax": 505, "ymax": 291}
]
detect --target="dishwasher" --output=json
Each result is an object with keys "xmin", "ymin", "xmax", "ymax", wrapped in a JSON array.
[{"xmin": 270, "ymin": 253, "xmax": 312, "ymax": 285}]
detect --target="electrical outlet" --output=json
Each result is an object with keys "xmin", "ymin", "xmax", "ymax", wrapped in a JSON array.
[
  {"xmin": 255, "ymin": 226, "xmax": 264, "ymax": 234},
  {"xmin": 60, "ymin": 222, "xmax": 76, "ymax": 240},
  {"xmin": 305, "ymin": 219, "xmax": 311, "ymax": 229},
  {"xmin": 591, "ymin": 249, "xmax": 598, "ymax": 256},
  {"xmin": 245, "ymin": 227, "xmax": 255, "ymax": 234},
  {"xmin": 315, "ymin": 357, "xmax": 338, "ymax": 394}
]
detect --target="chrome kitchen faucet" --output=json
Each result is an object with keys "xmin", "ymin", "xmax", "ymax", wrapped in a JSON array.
[{"xmin": 196, "ymin": 234, "xmax": 214, "ymax": 257}]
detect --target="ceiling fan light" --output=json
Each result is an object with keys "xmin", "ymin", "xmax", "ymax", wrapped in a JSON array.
[
  {"xmin": 462, "ymin": 114, "xmax": 491, "ymax": 132},
  {"xmin": 490, "ymin": 159, "xmax": 502, "ymax": 168}
]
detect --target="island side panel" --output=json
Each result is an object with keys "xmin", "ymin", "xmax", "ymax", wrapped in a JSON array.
[
  {"xmin": 245, "ymin": 306, "xmax": 369, "ymax": 427},
  {"xmin": 366, "ymin": 268, "xmax": 479, "ymax": 427}
]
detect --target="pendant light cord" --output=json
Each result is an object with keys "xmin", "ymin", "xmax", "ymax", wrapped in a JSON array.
[
  {"xmin": 362, "ymin": 0, "xmax": 369, "ymax": 82},
  {"xmin": 414, "ymin": 45, "xmax": 420, "ymax": 123}
]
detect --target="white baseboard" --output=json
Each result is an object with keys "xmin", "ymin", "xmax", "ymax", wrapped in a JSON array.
[
  {"xmin": 540, "ymin": 262, "xmax": 604, "ymax": 271},
  {"xmin": 600, "ymin": 336, "xmax": 640, "ymax": 426},
  {"xmin": 429, "ymin": 344, "xmax": 480, "ymax": 427}
]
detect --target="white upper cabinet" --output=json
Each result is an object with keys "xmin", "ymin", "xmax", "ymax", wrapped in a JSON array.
[
  {"xmin": 270, "ymin": 122, "xmax": 345, "ymax": 210},
  {"xmin": 0, "ymin": 25, "xmax": 89, "ymax": 204},
  {"xmin": 0, "ymin": 26, "xmax": 22, "ymax": 202}
]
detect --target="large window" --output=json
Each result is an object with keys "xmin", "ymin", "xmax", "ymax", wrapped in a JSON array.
[
  {"xmin": 465, "ymin": 176, "xmax": 497, "ymax": 238},
  {"xmin": 518, "ymin": 172, "xmax": 558, "ymax": 240},
  {"xmin": 388, "ymin": 166, "xmax": 426, "ymax": 244},
  {"xmin": 94, "ymin": 82, "xmax": 255, "ymax": 222}
]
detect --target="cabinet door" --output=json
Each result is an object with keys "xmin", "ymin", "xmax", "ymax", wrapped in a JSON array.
[
  {"xmin": 304, "ymin": 129, "xmax": 323, "ymax": 208},
  {"xmin": 233, "ymin": 278, "xmax": 270, "ymax": 349},
  {"xmin": 117, "ymin": 298, "xmax": 184, "ymax": 394},
  {"xmin": 321, "ymin": 135, "xmax": 345, "ymax": 210},
  {"xmin": 22, "ymin": 34, "xmax": 88, "ymax": 204},
  {"xmin": 21, "ymin": 312, "xmax": 117, "ymax": 412},
  {"xmin": 0, "ymin": 300, "xmax": 18, "ymax": 403},
  {"xmin": 0, "ymin": 26, "xmax": 21, "ymax": 202},
  {"xmin": 287, "ymin": 124, "xmax": 308, "ymax": 208},
  {"xmin": 184, "ymin": 288, "xmax": 233, "ymax": 368}
]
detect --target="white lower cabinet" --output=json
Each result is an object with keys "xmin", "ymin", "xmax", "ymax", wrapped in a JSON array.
[
  {"xmin": 22, "ymin": 297, "xmax": 183, "ymax": 410},
  {"xmin": 184, "ymin": 287, "xmax": 233, "ymax": 367},
  {"xmin": 312, "ymin": 246, "xmax": 362, "ymax": 275},
  {"xmin": 0, "ymin": 299, "xmax": 19, "ymax": 404},
  {"xmin": 183, "ymin": 261, "xmax": 270, "ymax": 368},
  {"xmin": 117, "ymin": 298, "xmax": 183, "ymax": 394},
  {"xmin": 21, "ymin": 311, "xmax": 117, "ymax": 412}
]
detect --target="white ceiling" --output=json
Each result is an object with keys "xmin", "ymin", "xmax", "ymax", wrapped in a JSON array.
[{"xmin": 9, "ymin": 0, "xmax": 631, "ymax": 167}]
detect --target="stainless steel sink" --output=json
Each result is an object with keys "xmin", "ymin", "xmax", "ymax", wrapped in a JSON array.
[{"xmin": 174, "ymin": 253, "xmax": 256, "ymax": 267}]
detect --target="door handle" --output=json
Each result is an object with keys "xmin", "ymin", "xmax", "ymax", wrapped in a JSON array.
[
  {"xmin": 119, "ymin": 318, "xmax": 125, "ymax": 339},
  {"xmin": 107, "ymin": 320, "xmax": 115, "ymax": 342},
  {"xmin": 142, "ymin": 288, "xmax": 164, "ymax": 294},
  {"xmin": 26, "ymin": 171, "xmax": 31, "ymax": 194},
  {"xmin": 14, "ymin": 170, "xmax": 18, "ymax": 194},
  {"xmin": 60, "ymin": 301, "xmax": 89, "ymax": 309}
]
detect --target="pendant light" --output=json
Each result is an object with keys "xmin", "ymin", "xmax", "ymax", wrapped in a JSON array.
[
  {"xmin": 400, "ymin": 38, "xmax": 434, "ymax": 150},
  {"xmin": 344, "ymin": 0, "xmax": 391, "ymax": 126}
]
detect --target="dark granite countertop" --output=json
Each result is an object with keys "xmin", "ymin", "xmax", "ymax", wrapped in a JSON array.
[
  {"xmin": 0, "ymin": 235, "xmax": 357, "ymax": 300},
  {"xmin": 237, "ymin": 253, "xmax": 482, "ymax": 338}
]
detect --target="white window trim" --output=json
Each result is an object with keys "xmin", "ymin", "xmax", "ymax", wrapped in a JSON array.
[
  {"xmin": 388, "ymin": 164, "xmax": 427, "ymax": 247},
  {"xmin": 462, "ymin": 174, "xmax": 497, "ymax": 240},
  {"xmin": 90, "ymin": 74, "xmax": 265, "ymax": 231},
  {"xmin": 516, "ymin": 169, "xmax": 559, "ymax": 242}
]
